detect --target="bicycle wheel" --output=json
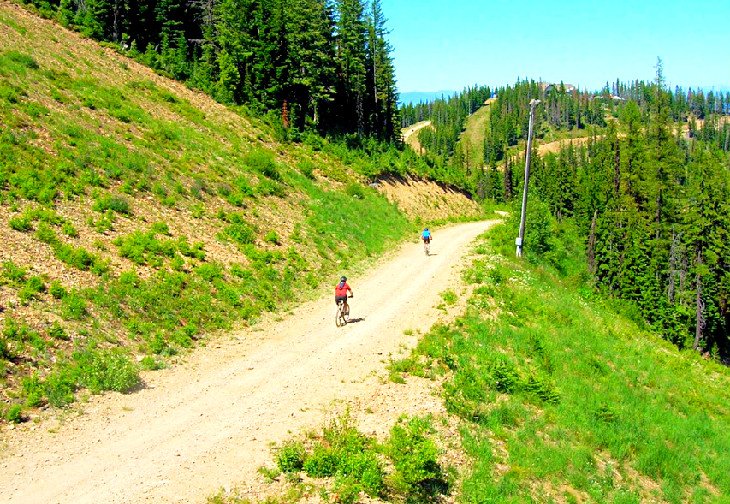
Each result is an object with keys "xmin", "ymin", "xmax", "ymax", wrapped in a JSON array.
[
  {"xmin": 424, "ymin": 242, "xmax": 430, "ymax": 255},
  {"xmin": 335, "ymin": 303, "xmax": 344, "ymax": 327},
  {"xmin": 341, "ymin": 304, "xmax": 350, "ymax": 324}
]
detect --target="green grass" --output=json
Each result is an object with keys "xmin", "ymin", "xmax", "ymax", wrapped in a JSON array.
[
  {"xmin": 249, "ymin": 413, "xmax": 449, "ymax": 504},
  {"xmin": 398, "ymin": 223, "xmax": 730, "ymax": 503}
]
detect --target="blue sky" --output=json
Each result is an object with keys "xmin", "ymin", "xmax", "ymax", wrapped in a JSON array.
[{"xmin": 380, "ymin": 0, "xmax": 730, "ymax": 93}]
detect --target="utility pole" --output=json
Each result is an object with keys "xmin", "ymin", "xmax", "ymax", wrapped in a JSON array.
[{"xmin": 516, "ymin": 98, "xmax": 540, "ymax": 257}]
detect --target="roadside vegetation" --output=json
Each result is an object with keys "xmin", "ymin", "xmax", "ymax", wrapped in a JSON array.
[
  {"xmin": 211, "ymin": 413, "xmax": 451, "ymax": 504},
  {"xmin": 389, "ymin": 210, "xmax": 730, "ymax": 503}
]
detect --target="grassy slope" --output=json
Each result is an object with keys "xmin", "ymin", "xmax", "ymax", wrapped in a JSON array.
[
  {"xmin": 457, "ymin": 101, "xmax": 491, "ymax": 170},
  {"xmin": 0, "ymin": 2, "xmax": 434, "ymax": 419},
  {"xmin": 394, "ymin": 221, "xmax": 730, "ymax": 503}
]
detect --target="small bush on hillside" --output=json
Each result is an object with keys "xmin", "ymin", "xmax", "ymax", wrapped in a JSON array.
[
  {"xmin": 5, "ymin": 51, "xmax": 40, "ymax": 70},
  {"xmin": 256, "ymin": 179, "xmax": 286, "ymax": 198},
  {"xmin": 264, "ymin": 231, "xmax": 280, "ymax": 245},
  {"xmin": 19, "ymin": 276, "xmax": 46, "ymax": 304},
  {"xmin": 72, "ymin": 347, "xmax": 140, "ymax": 394},
  {"xmin": 114, "ymin": 229, "xmax": 183, "ymax": 266},
  {"xmin": 345, "ymin": 183, "xmax": 366, "ymax": 199},
  {"xmin": 9, "ymin": 214, "xmax": 33, "ymax": 232},
  {"xmin": 245, "ymin": 149, "xmax": 280, "ymax": 180},
  {"xmin": 2, "ymin": 260, "xmax": 27, "ymax": 284},
  {"xmin": 61, "ymin": 222, "xmax": 78, "ymax": 237},
  {"xmin": 297, "ymin": 159, "xmax": 316, "ymax": 179},
  {"xmin": 220, "ymin": 221, "xmax": 256, "ymax": 247},
  {"xmin": 93, "ymin": 195, "xmax": 131, "ymax": 215},
  {"xmin": 61, "ymin": 291, "xmax": 88, "ymax": 320},
  {"xmin": 49, "ymin": 280, "xmax": 68, "ymax": 299},
  {"xmin": 48, "ymin": 321, "xmax": 70, "ymax": 341},
  {"xmin": 35, "ymin": 222, "xmax": 57, "ymax": 244}
]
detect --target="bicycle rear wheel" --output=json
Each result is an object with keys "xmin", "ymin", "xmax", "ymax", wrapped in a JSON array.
[{"xmin": 335, "ymin": 304, "xmax": 344, "ymax": 327}]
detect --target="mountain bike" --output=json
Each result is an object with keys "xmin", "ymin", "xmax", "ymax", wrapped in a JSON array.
[
  {"xmin": 335, "ymin": 295, "xmax": 352, "ymax": 327},
  {"xmin": 423, "ymin": 238, "xmax": 431, "ymax": 256}
]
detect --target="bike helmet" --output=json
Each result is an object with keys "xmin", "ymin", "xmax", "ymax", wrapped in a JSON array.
[
  {"xmin": 424, "ymin": 228, "xmax": 429, "ymax": 231},
  {"xmin": 340, "ymin": 276, "xmax": 347, "ymax": 281}
]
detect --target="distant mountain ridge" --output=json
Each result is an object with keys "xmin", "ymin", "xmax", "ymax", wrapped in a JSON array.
[{"xmin": 399, "ymin": 90, "xmax": 457, "ymax": 105}]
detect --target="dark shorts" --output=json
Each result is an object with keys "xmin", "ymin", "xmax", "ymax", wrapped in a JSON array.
[
  {"xmin": 335, "ymin": 295, "xmax": 348, "ymax": 305},
  {"xmin": 423, "ymin": 237, "xmax": 431, "ymax": 243}
]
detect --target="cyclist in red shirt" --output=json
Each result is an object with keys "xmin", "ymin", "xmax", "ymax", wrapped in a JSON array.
[{"xmin": 335, "ymin": 276, "xmax": 353, "ymax": 313}]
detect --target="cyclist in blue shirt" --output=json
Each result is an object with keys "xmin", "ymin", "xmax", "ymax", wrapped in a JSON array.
[{"xmin": 421, "ymin": 228, "xmax": 432, "ymax": 254}]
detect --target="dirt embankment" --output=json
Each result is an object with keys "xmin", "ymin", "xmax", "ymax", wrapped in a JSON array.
[{"xmin": 375, "ymin": 176, "xmax": 483, "ymax": 222}]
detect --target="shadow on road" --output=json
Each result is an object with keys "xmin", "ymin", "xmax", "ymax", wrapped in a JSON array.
[{"xmin": 346, "ymin": 317, "xmax": 365, "ymax": 324}]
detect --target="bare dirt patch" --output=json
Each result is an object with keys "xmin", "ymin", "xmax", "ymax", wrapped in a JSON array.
[
  {"xmin": 537, "ymin": 136, "xmax": 596, "ymax": 156},
  {"xmin": 375, "ymin": 176, "xmax": 483, "ymax": 222}
]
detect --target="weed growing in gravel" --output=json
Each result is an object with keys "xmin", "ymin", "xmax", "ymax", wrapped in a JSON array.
[{"xmin": 264, "ymin": 413, "xmax": 448, "ymax": 504}]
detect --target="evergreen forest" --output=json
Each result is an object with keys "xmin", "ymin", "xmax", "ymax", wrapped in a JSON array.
[
  {"xmin": 20, "ymin": 0, "xmax": 400, "ymax": 139},
  {"xmin": 408, "ymin": 69, "xmax": 730, "ymax": 360}
]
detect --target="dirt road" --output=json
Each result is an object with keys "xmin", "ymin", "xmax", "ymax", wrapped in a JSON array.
[
  {"xmin": 401, "ymin": 120, "xmax": 432, "ymax": 154},
  {"xmin": 0, "ymin": 220, "xmax": 497, "ymax": 503}
]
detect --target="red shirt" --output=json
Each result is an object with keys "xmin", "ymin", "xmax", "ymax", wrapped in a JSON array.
[{"xmin": 335, "ymin": 282, "xmax": 351, "ymax": 297}]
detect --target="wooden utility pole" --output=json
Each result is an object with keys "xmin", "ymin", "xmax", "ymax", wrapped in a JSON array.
[{"xmin": 516, "ymin": 99, "xmax": 540, "ymax": 257}]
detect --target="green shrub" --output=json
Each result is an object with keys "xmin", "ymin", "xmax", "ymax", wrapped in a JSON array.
[
  {"xmin": 245, "ymin": 149, "xmax": 280, "ymax": 180},
  {"xmin": 35, "ymin": 222, "xmax": 57, "ymax": 244},
  {"xmin": 302, "ymin": 445, "xmax": 339, "ymax": 477},
  {"xmin": 2, "ymin": 260, "xmax": 27, "ymax": 284},
  {"xmin": 9, "ymin": 214, "xmax": 33, "ymax": 231},
  {"xmin": 49, "ymin": 280, "xmax": 68, "ymax": 299},
  {"xmin": 5, "ymin": 51, "xmax": 39, "ymax": 70},
  {"xmin": 221, "ymin": 222, "xmax": 256, "ymax": 247},
  {"xmin": 61, "ymin": 222, "xmax": 78, "ymax": 237},
  {"xmin": 385, "ymin": 416, "xmax": 446, "ymax": 499},
  {"xmin": 256, "ymin": 179, "xmax": 286, "ymax": 197},
  {"xmin": 93, "ymin": 195, "xmax": 131, "ymax": 215},
  {"xmin": 150, "ymin": 221, "xmax": 170, "ymax": 235},
  {"xmin": 61, "ymin": 291, "xmax": 88, "ymax": 320},
  {"xmin": 114, "ymin": 230, "xmax": 177, "ymax": 266},
  {"xmin": 276, "ymin": 441, "xmax": 306, "ymax": 473},
  {"xmin": 73, "ymin": 347, "xmax": 140, "ymax": 393},
  {"xmin": 140, "ymin": 355, "xmax": 165, "ymax": 370},
  {"xmin": 49, "ymin": 321, "xmax": 70, "ymax": 341},
  {"xmin": 297, "ymin": 159, "xmax": 316, "ymax": 179},
  {"xmin": 264, "ymin": 231, "xmax": 280, "ymax": 245},
  {"xmin": 43, "ymin": 370, "xmax": 76, "ymax": 407},
  {"xmin": 345, "ymin": 183, "xmax": 366, "ymax": 199},
  {"xmin": 6, "ymin": 404, "xmax": 23, "ymax": 423},
  {"xmin": 19, "ymin": 275, "xmax": 46, "ymax": 303}
]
